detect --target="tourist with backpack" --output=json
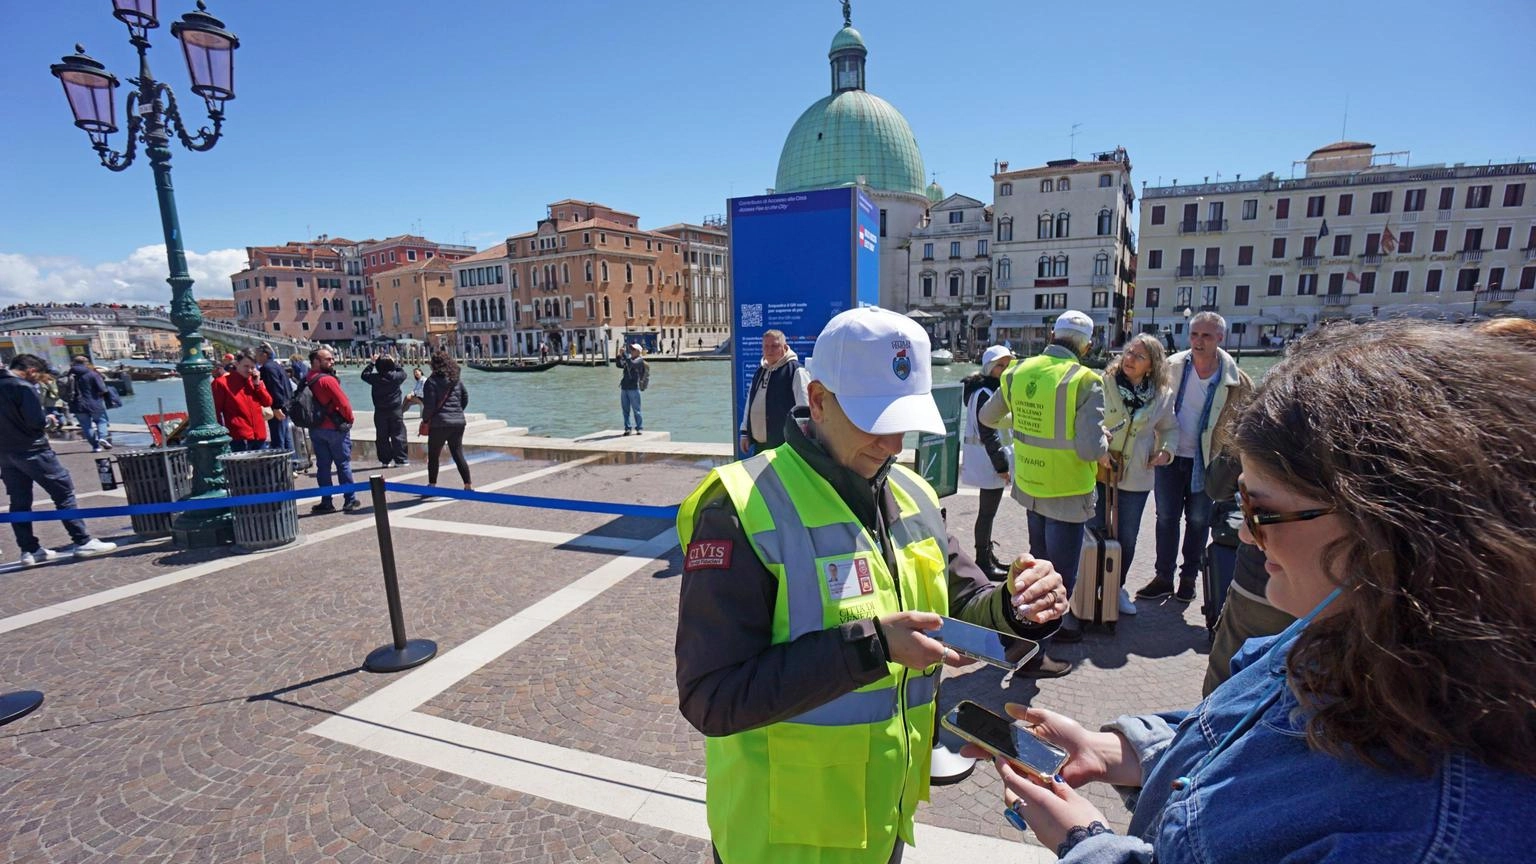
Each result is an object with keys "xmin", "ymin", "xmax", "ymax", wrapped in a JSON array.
[
  {"xmin": 615, "ymin": 343, "xmax": 648, "ymax": 435},
  {"xmin": 294, "ymin": 347, "xmax": 359, "ymax": 514},
  {"xmin": 67, "ymin": 355, "xmax": 116, "ymax": 452}
]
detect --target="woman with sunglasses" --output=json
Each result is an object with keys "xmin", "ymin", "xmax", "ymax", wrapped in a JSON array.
[
  {"xmin": 1089, "ymin": 333, "xmax": 1176, "ymax": 619},
  {"xmin": 968, "ymin": 321, "xmax": 1536, "ymax": 862}
]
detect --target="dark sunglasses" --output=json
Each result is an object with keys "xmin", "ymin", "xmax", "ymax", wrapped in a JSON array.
[{"xmin": 1235, "ymin": 479, "xmax": 1338, "ymax": 551}]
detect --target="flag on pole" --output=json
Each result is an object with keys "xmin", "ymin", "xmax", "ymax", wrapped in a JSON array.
[
  {"xmin": 1318, "ymin": 219, "xmax": 1331, "ymax": 240},
  {"xmin": 1382, "ymin": 220, "xmax": 1398, "ymax": 254}
]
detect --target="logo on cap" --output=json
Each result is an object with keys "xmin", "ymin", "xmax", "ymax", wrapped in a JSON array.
[{"xmin": 892, "ymin": 348, "xmax": 911, "ymax": 381}]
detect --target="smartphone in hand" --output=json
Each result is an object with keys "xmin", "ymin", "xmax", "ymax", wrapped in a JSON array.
[
  {"xmin": 941, "ymin": 700, "xmax": 1069, "ymax": 781},
  {"xmin": 932, "ymin": 617, "xmax": 1038, "ymax": 672}
]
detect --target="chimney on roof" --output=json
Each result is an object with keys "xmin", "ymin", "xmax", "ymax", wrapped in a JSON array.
[{"xmin": 999, "ymin": 161, "xmax": 1009, "ymax": 172}]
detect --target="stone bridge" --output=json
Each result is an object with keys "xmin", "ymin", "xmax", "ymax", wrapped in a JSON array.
[{"xmin": 0, "ymin": 305, "xmax": 322, "ymax": 357}]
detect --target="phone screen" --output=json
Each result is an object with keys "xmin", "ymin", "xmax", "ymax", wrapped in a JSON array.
[
  {"xmin": 945, "ymin": 701, "xmax": 1068, "ymax": 778},
  {"xmin": 932, "ymin": 617, "xmax": 1038, "ymax": 670}
]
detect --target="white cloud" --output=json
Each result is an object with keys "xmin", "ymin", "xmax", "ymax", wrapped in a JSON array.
[{"xmin": 0, "ymin": 246, "xmax": 248, "ymax": 309}]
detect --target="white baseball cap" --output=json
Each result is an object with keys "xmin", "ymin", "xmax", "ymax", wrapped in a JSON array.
[
  {"xmin": 628, "ymin": 343, "xmax": 643, "ymax": 352},
  {"xmin": 1053, "ymin": 310, "xmax": 1094, "ymax": 340},
  {"xmin": 806, "ymin": 306, "xmax": 945, "ymax": 435},
  {"xmin": 979, "ymin": 345, "xmax": 1015, "ymax": 370}
]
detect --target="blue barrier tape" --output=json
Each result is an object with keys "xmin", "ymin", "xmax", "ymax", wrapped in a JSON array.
[
  {"xmin": 0, "ymin": 483, "xmax": 371, "ymax": 524},
  {"xmin": 385, "ymin": 482, "xmax": 679, "ymax": 521},
  {"xmin": 0, "ymin": 480, "xmax": 678, "ymax": 524}
]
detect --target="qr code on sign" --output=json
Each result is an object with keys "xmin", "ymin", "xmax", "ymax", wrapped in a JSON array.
[{"xmin": 740, "ymin": 304, "xmax": 763, "ymax": 327}]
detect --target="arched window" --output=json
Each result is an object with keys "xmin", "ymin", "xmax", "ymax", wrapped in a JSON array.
[
  {"xmin": 1055, "ymin": 211, "xmax": 1070, "ymax": 239},
  {"xmin": 647, "ymin": 266, "xmax": 654, "ymax": 285},
  {"xmin": 512, "ymin": 300, "xmax": 520, "ymax": 322},
  {"xmin": 625, "ymin": 297, "xmax": 635, "ymax": 318},
  {"xmin": 625, "ymin": 263, "xmax": 633, "ymax": 283},
  {"xmin": 497, "ymin": 297, "xmax": 506, "ymax": 321},
  {"xmin": 648, "ymin": 298, "xmax": 656, "ymax": 318},
  {"xmin": 1037, "ymin": 255, "xmax": 1052, "ymax": 278},
  {"xmin": 562, "ymin": 263, "xmax": 569, "ymax": 284},
  {"xmin": 997, "ymin": 217, "xmax": 1013, "ymax": 242},
  {"xmin": 585, "ymin": 260, "xmax": 593, "ymax": 281},
  {"xmin": 998, "ymin": 257, "xmax": 1011, "ymax": 282},
  {"xmin": 1053, "ymin": 255, "xmax": 1069, "ymax": 278},
  {"xmin": 564, "ymin": 297, "xmax": 571, "ymax": 319},
  {"xmin": 585, "ymin": 295, "xmax": 595, "ymax": 317},
  {"xmin": 600, "ymin": 261, "xmax": 609, "ymax": 282},
  {"xmin": 428, "ymin": 298, "xmax": 444, "ymax": 318},
  {"xmin": 531, "ymin": 267, "xmax": 539, "ymax": 288},
  {"xmin": 999, "ymin": 182, "xmax": 1013, "ymax": 197},
  {"xmin": 1037, "ymin": 213, "xmax": 1054, "ymax": 240},
  {"xmin": 1094, "ymin": 252, "xmax": 1111, "ymax": 276},
  {"xmin": 1041, "ymin": 179, "xmax": 1053, "ymax": 193},
  {"xmin": 445, "ymin": 299, "xmax": 455, "ymax": 319},
  {"xmin": 1059, "ymin": 177, "xmax": 1070, "ymax": 191},
  {"xmin": 483, "ymin": 298, "xmax": 492, "ymax": 322},
  {"xmin": 1098, "ymin": 208, "xmax": 1113, "ymax": 236}
]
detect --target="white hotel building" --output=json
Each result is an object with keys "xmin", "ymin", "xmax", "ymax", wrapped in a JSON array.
[{"xmin": 1137, "ymin": 141, "xmax": 1536, "ymax": 346}]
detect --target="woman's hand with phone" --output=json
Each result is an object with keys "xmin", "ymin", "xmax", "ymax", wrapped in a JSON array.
[
  {"xmin": 992, "ymin": 758, "xmax": 1111, "ymax": 853},
  {"xmin": 991, "ymin": 703, "xmax": 1143, "ymax": 789}
]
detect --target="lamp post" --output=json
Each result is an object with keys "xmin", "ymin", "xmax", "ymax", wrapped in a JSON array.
[
  {"xmin": 1179, "ymin": 304, "xmax": 1193, "ymax": 349},
  {"xmin": 1470, "ymin": 282, "xmax": 1482, "ymax": 320},
  {"xmin": 51, "ymin": 1, "xmax": 241, "ymax": 548}
]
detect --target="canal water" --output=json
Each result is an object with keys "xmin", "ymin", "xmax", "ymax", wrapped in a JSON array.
[{"xmin": 119, "ymin": 353, "xmax": 1281, "ymax": 445}]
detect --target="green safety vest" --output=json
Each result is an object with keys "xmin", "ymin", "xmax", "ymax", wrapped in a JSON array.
[
  {"xmin": 676, "ymin": 444, "xmax": 950, "ymax": 864},
  {"xmin": 1001, "ymin": 353, "xmax": 1100, "ymax": 499}
]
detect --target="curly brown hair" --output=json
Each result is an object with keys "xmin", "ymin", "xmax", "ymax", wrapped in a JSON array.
[
  {"xmin": 1233, "ymin": 320, "xmax": 1536, "ymax": 777},
  {"xmin": 1104, "ymin": 333, "xmax": 1170, "ymax": 391}
]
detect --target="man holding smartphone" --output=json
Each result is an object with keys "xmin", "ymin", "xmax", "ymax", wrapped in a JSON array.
[{"xmin": 675, "ymin": 307, "xmax": 1070, "ymax": 864}]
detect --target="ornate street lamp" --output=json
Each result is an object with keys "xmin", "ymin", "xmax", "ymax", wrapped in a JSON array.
[{"xmin": 51, "ymin": 1, "xmax": 241, "ymax": 548}]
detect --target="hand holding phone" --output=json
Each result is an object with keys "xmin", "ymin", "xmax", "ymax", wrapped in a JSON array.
[
  {"xmin": 942, "ymin": 700, "xmax": 1069, "ymax": 782},
  {"xmin": 931, "ymin": 617, "xmax": 1038, "ymax": 671}
]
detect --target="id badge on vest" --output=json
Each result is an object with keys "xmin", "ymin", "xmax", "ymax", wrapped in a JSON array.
[{"xmin": 821, "ymin": 553, "xmax": 876, "ymax": 602}]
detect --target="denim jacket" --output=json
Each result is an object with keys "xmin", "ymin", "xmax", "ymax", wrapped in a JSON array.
[{"xmin": 1064, "ymin": 635, "xmax": 1533, "ymax": 864}]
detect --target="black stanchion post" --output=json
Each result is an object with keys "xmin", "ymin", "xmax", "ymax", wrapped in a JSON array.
[
  {"xmin": 363, "ymin": 475, "xmax": 437, "ymax": 673},
  {"xmin": 0, "ymin": 690, "xmax": 43, "ymax": 727}
]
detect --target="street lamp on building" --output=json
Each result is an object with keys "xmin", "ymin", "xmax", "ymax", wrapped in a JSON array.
[{"xmin": 51, "ymin": 1, "xmax": 241, "ymax": 548}]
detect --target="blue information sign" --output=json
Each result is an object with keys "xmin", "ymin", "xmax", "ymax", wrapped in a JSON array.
[{"xmin": 728, "ymin": 188, "xmax": 881, "ymax": 447}]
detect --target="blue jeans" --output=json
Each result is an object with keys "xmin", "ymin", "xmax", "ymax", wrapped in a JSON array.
[
  {"xmin": 1154, "ymin": 457, "xmax": 1214, "ymax": 584},
  {"xmin": 81, "ymin": 410, "xmax": 110, "ymax": 449},
  {"xmin": 1091, "ymin": 485, "xmax": 1151, "ymax": 576},
  {"xmin": 1026, "ymin": 510, "xmax": 1085, "ymax": 593},
  {"xmin": 621, "ymin": 388, "xmax": 643, "ymax": 431},
  {"xmin": 0, "ymin": 449, "xmax": 91, "ymax": 552},
  {"xmin": 267, "ymin": 416, "xmax": 294, "ymax": 462},
  {"xmin": 310, "ymin": 427, "xmax": 357, "ymax": 507}
]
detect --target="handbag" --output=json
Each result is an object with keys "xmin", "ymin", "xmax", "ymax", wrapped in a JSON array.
[{"xmin": 418, "ymin": 381, "xmax": 454, "ymax": 436}]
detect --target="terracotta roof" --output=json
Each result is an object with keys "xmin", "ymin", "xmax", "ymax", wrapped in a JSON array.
[
  {"xmin": 1309, "ymin": 141, "xmax": 1374, "ymax": 156},
  {"xmin": 452, "ymin": 244, "xmax": 510, "ymax": 264},
  {"xmin": 372, "ymin": 257, "xmax": 453, "ymax": 277}
]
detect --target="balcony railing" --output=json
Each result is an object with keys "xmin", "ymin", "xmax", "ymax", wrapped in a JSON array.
[
  {"xmin": 1200, "ymin": 264, "xmax": 1225, "ymax": 277},
  {"xmin": 1523, "ymin": 247, "xmax": 1536, "ymax": 261},
  {"xmin": 1361, "ymin": 253, "xmax": 1384, "ymax": 266},
  {"xmin": 1177, "ymin": 220, "xmax": 1200, "ymax": 235},
  {"xmin": 1199, "ymin": 303, "xmax": 1220, "ymax": 312},
  {"xmin": 1321, "ymin": 293, "xmax": 1353, "ymax": 306},
  {"xmin": 1091, "ymin": 273, "xmax": 1111, "ymax": 286},
  {"xmin": 1203, "ymin": 219, "xmax": 1228, "ymax": 233},
  {"xmin": 1401, "ymin": 211, "xmax": 1419, "ymax": 223},
  {"xmin": 1457, "ymin": 248, "xmax": 1484, "ymax": 262},
  {"xmin": 1476, "ymin": 289, "xmax": 1517, "ymax": 303},
  {"xmin": 1299, "ymin": 255, "xmax": 1322, "ymax": 268},
  {"xmin": 1436, "ymin": 208, "xmax": 1453, "ymax": 221},
  {"xmin": 428, "ymin": 316, "xmax": 457, "ymax": 327},
  {"xmin": 1175, "ymin": 264, "xmax": 1198, "ymax": 277}
]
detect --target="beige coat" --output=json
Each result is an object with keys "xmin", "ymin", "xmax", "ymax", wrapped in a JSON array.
[
  {"xmin": 1103, "ymin": 380, "xmax": 1176, "ymax": 493},
  {"xmin": 1165, "ymin": 347, "xmax": 1255, "ymax": 468}
]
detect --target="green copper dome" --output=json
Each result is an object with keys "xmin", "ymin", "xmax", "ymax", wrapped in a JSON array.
[
  {"xmin": 830, "ymin": 26, "xmax": 866, "ymax": 54},
  {"xmin": 926, "ymin": 179, "xmax": 945, "ymax": 203}
]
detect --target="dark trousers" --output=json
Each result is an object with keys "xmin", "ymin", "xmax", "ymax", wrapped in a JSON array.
[
  {"xmin": 427, "ymin": 425, "xmax": 471, "ymax": 485},
  {"xmin": 267, "ymin": 417, "xmax": 295, "ymax": 464},
  {"xmin": 1, "ymin": 448, "xmax": 91, "ymax": 552},
  {"xmin": 311, "ymin": 428, "xmax": 356, "ymax": 506},
  {"xmin": 1154, "ymin": 456, "xmax": 1214, "ymax": 584},
  {"xmin": 374, "ymin": 407, "xmax": 407, "ymax": 464},
  {"xmin": 974, "ymin": 486, "xmax": 1004, "ymax": 564},
  {"xmin": 228, "ymin": 438, "xmax": 265, "ymax": 452},
  {"xmin": 1090, "ymin": 484, "xmax": 1151, "ymax": 575},
  {"xmin": 1027, "ymin": 510, "xmax": 1085, "ymax": 593}
]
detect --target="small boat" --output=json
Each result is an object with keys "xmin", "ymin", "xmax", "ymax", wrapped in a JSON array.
[
  {"xmin": 467, "ymin": 359, "xmax": 560, "ymax": 373},
  {"xmin": 929, "ymin": 349, "xmax": 954, "ymax": 366},
  {"xmin": 126, "ymin": 366, "xmax": 180, "ymax": 382}
]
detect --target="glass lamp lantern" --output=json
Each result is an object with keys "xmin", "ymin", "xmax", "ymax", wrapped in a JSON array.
[
  {"xmin": 170, "ymin": 1, "xmax": 239, "ymax": 112},
  {"xmin": 112, "ymin": 0, "xmax": 160, "ymax": 40},
  {"xmin": 50, "ymin": 46, "xmax": 121, "ymax": 146}
]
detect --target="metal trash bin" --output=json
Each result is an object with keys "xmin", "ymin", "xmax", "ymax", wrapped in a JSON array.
[
  {"xmin": 114, "ymin": 448, "xmax": 192, "ymax": 538},
  {"xmin": 218, "ymin": 450, "xmax": 299, "ymax": 552}
]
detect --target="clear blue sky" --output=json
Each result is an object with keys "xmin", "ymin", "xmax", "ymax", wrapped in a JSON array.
[{"xmin": 2, "ymin": 0, "xmax": 1530, "ymax": 305}]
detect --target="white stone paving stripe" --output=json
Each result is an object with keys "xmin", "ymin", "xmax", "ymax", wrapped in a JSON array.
[
  {"xmin": 0, "ymin": 454, "xmax": 605, "ymax": 634},
  {"xmin": 389, "ymin": 516, "xmax": 644, "ymax": 553}
]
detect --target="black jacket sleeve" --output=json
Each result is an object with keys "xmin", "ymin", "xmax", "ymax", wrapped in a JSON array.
[
  {"xmin": 676, "ymin": 486, "xmax": 891, "ymax": 737},
  {"xmin": 976, "ymin": 385, "xmax": 1009, "ymax": 474}
]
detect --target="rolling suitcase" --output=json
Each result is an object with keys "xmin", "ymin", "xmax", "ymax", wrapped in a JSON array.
[
  {"xmin": 1070, "ymin": 483, "xmax": 1124, "ymax": 632},
  {"xmin": 1200, "ymin": 500, "xmax": 1242, "ymax": 642}
]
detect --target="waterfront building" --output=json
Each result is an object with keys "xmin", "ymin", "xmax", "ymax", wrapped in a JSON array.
[
  {"xmin": 773, "ymin": 6, "xmax": 929, "ymax": 310},
  {"xmin": 450, "ymin": 243, "xmax": 513, "ymax": 358},
  {"xmin": 656, "ymin": 219, "xmax": 729, "ymax": 352},
  {"xmin": 904, "ymin": 193, "xmax": 992, "ymax": 355},
  {"xmin": 357, "ymin": 234, "xmax": 475, "ymax": 341},
  {"xmin": 370, "ymin": 257, "xmax": 458, "ymax": 352},
  {"xmin": 493, "ymin": 199, "xmax": 685, "ymax": 358},
  {"xmin": 989, "ymin": 148, "xmax": 1137, "ymax": 348},
  {"xmin": 196, "ymin": 299, "xmax": 237, "ymax": 323},
  {"xmin": 230, "ymin": 240, "xmax": 353, "ymax": 342},
  {"xmin": 91, "ymin": 327, "xmax": 133, "ymax": 359},
  {"xmin": 1137, "ymin": 142, "xmax": 1536, "ymax": 347}
]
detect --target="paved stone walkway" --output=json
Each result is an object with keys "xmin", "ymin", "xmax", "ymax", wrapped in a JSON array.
[{"xmin": 1, "ymin": 439, "xmax": 1217, "ymax": 862}]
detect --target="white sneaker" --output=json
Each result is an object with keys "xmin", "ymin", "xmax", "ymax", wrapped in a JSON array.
[
  {"xmin": 70, "ymin": 538, "xmax": 117, "ymax": 558},
  {"xmin": 1117, "ymin": 588, "xmax": 1139, "ymax": 616},
  {"xmin": 100, "ymin": 440, "xmax": 114, "ymax": 450},
  {"xmin": 18, "ymin": 548, "xmax": 61, "ymax": 567}
]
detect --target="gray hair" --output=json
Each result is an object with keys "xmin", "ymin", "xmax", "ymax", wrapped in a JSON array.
[
  {"xmin": 762, "ymin": 329, "xmax": 786, "ymax": 343},
  {"xmin": 1191, "ymin": 311, "xmax": 1228, "ymax": 336},
  {"xmin": 1052, "ymin": 330, "xmax": 1092, "ymax": 355}
]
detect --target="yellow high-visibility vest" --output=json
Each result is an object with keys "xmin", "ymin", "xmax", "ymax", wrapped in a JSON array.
[
  {"xmin": 676, "ymin": 445, "xmax": 949, "ymax": 864},
  {"xmin": 1002, "ymin": 353, "xmax": 1100, "ymax": 498}
]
